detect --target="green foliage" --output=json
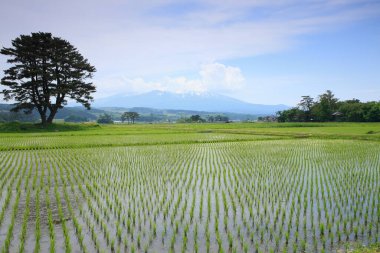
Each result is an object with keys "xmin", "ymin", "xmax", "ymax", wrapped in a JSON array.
[
  {"xmin": 0, "ymin": 32, "xmax": 96, "ymax": 125},
  {"xmin": 121, "ymin": 111, "xmax": 140, "ymax": 124},
  {"xmin": 313, "ymin": 90, "xmax": 338, "ymax": 121},
  {"xmin": 206, "ymin": 115, "xmax": 230, "ymax": 122},
  {"xmin": 177, "ymin": 114, "xmax": 207, "ymax": 123},
  {"xmin": 97, "ymin": 113, "xmax": 113, "ymax": 124},
  {"xmin": 298, "ymin": 95, "xmax": 314, "ymax": 121},
  {"xmin": 278, "ymin": 90, "xmax": 380, "ymax": 122},
  {"xmin": 0, "ymin": 110, "xmax": 39, "ymax": 122},
  {"xmin": 64, "ymin": 115, "xmax": 88, "ymax": 123}
]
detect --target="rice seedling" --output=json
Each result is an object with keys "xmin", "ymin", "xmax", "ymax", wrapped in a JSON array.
[
  {"xmin": 0, "ymin": 126, "xmax": 378, "ymax": 252},
  {"xmin": 18, "ymin": 188, "xmax": 31, "ymax": 253}
]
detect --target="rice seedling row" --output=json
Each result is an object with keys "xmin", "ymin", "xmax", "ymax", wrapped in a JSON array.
[{"xmin": 0, "ymin": 138, "xmax": 379, "ymax": 252}]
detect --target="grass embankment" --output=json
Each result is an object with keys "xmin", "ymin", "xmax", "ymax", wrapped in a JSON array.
[
  {"xmin": 1, "ymin": 121, "xmax": 379, "ymax": 140},
  {"xmin": 0, "ymin": 121, "xmax": 101, "ymax": 133}
]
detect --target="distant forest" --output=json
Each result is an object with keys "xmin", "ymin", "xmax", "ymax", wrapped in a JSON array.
[
  {"xmin": 277, "ymin": 90, "xmax": 380, "ymax": 122},
  {"xmin": 0, "ymin": 104, "xmax": 98, "ymax": 123},
  {"xmin": 0, "ymin": 104, "xmax": 254, "ymax": 123}
]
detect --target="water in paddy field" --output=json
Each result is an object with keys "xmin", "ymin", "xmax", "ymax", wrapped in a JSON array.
[{"xmin": 0, "ymin": 139, "xmax": 379, "ymax": 252}]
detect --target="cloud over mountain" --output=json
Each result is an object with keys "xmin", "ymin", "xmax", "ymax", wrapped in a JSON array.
[{"xmin": 95, "ymin": 62, "xmax": 246, "ymax": 98}]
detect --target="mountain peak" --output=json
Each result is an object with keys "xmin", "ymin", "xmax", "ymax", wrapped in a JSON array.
[
  {"xmin": 94, "ymin": 91, "xmax": 289, "ymax": 114},
  {"xmin": 147, "ymin": 90, "xmax": 217, "ymax": 97}
]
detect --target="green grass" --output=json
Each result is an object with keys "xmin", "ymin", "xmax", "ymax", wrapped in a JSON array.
[{"xmin": 1, "ymin": 122, "xmax": 380, "ymax": 140}]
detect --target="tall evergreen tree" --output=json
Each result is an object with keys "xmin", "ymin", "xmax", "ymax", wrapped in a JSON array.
[{"xmin": 1, "ymin": 32, "xmax": 96, "ymax": 125}]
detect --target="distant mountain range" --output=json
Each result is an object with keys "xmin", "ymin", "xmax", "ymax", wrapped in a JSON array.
[
  {"xmin": 0, "ymin": 91, "xmax": 289, "ymax": 123},
  {"xmin": 94, "ymin": 91, "xmax": 289, "ymax": 115}
]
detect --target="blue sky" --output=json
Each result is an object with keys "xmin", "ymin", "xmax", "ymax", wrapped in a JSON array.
[{"xmin": 0, "ymin": 0, "xmax": 379, "ymax": 105}]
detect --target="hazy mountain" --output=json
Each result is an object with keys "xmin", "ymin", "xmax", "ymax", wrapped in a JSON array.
[{"xmin": 94, "ymin": 91, "xmax": 288, "ymax": 114}]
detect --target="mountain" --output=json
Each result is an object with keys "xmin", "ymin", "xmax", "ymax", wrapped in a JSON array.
[{"xmin": 94, "ymin": 91, "xmax": 289, "ymax": 115}]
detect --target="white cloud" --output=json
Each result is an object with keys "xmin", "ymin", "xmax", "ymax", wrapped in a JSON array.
[
  {"xmin": 164, "ymin": 77, "xmax": 205, "ymax": 94},
  {"xmin": 94, "ymin": 62, "xmax": 246, "ymax": 97},
  {"xmin": 1, "ymin": 0, "xmax": 379, "ymax": 78},
  {"xmin": 95, "ymin": 77, "xmax": 164, "ymax": 98},
  {"xmin": 200, "ymin": 63, "xmax": 245, "ymax": 92},
  {"xmin": 1, "ymin": 0, "xmax": 379, "ymax": 104}
]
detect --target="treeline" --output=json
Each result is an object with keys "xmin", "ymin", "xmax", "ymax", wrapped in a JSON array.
[
  {"xmin": 0, "ymin": 104, "xmax": 98, "ymax": 123},
  {"xmin": 277, "ymin": 90, "xmax": 380, "ymax": 122},
  {"xmin": 0, "ymin": 111, "xmax": 37, "ymax": 123},
  {"xmin": 97, "ymin": 112, "xmax": 140, "ymax": 124},
  {"xmin": 177, "ymin": 114, "xmax": 230, "ymax": 123}
]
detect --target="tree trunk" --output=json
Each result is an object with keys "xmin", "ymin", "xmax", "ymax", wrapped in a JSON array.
[
  {"xmin": 47, "ymin": 108, "xmax": 58, "ymax": 124},
  {"xmin": 40, "ymin": 112, "xmax": 48, "ymax": 126}
]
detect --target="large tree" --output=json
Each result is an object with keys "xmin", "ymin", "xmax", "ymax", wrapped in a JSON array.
[
  {"xmin": 1, "ymin": 32, "xmax": 96, "ymax": 125},
  {"xmin": 121, "ymin": 111, "xmax": 139, "ymax": 124},
  {"xmin": 313, "ymin": 90, "xmax": 338, "ymax": 121},
  {"xmin": 298, "ymin": 95, "xmax": 314, "ymax": 121}
]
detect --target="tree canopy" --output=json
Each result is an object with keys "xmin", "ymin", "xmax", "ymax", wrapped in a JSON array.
[
  {"xmin": 277, "ymin": 90, "xmax": 380, "ymax": 122},
  {"xmin": 1, "ymin": 32, "xmax": 96, "ymax": 125},
  {"xmin": 121, "ymin": 112, "xmax": 140, "ymax": 124},
  {"xmin": 97, "ymin": 113, "xmax": 113, "ymax": 124}
]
